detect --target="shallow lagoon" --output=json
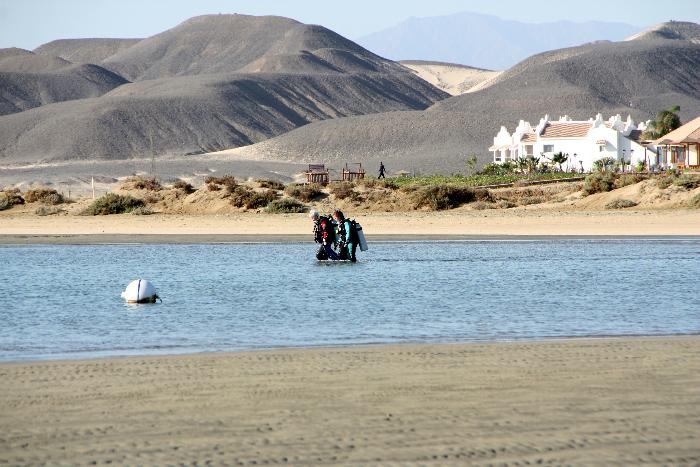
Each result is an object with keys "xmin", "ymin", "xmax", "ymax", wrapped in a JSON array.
[{"xmin": 1, "ymin": 239, "xmax": 699, "ymax": 361}]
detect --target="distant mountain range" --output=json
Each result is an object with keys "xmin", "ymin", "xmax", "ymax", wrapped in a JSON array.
[{"xmin": 357, "ymin": 12, "xmax": 641, "ymax": 70}]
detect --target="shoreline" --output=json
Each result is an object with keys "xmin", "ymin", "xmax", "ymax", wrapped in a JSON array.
[
  {"xmin": 2, "ymin": 336, "xmax": 699, "ymax": 464},
  {"xmin": 3, "ymin": 332, "xmax": 699, "ymax": 364},
  {"xmin": 1, "ymin": 209, "xmax": 699, "ymax": 241},
  {"xmin": 2, "ymin": 233, "xmax": 700, "ymax": 244}
]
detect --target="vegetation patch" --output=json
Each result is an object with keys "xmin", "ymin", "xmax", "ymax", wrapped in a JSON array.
[
  {"xmin": 673, "ymin": 175, "xmax": 700, "ymax": 190},
  {"xmin": 265, "ymin": 198, "xmax": 306, "ymax": 213},
  {"xmin": 230, "ymin": 186, "xmax": 277, "ymax": 209},
  {"xmin": 206, "ymin": 175, "xmax": 237, "ymax": 193},
  {"xmin": 84, "ymin": 193, "xmax": 145, "ymax": 215},
  {"xmin": 35, "ymin": 206, "xmax": 64, "ymax": 216},
  {"xmin": 605, "ymin": 199, "xmax": 639, "ymax": 209},
  {"xmin": 688, "ymin": 193, "xmax": 700, "ymax": 209},
  {"xmin": 615, "ymin": 174, "xmax": 643, "ymax": 189},
  {"xmin": 24, "ymin": 187, "xmax": 65, "ymax": 205},
  {"xmin": 329, "ymin": 182, "xmax": 359, "ymax": 201},
  {"xmin": 284, "ymin": 183, "xmax": 323, "ymax": 202},
  {"xmin": 130, "ymin": 206, "xmax": 154, "ymax": 215},
  {"xmin": 583, "ymin": 172, "xmax": 616, "ymax": 195},
  {"xmin": 0, "ymin": 189, "xmax": 25, "ymax": 210},
  {"xmin": 123, "ymin": 176, "xmax": 162, "ymax": 191},
  {"xmin": 172, "ymin": 180, "xmax": 195, "ymax": 194},
  {"xmin": 411, "ymin": 185, "xmax": 490, "ymax": 210},
  {"xmin": 255, "ymin": 179, "xmax": 285, "ymax": 190}
]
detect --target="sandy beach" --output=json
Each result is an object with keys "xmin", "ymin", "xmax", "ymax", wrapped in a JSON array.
[
  {"xmin": 1, "ymin": 209, "xmax": 699, "ymax": 243},
  {"xmin": 1, "ymin": 337, "xmax": 699, "ymax": 465}
]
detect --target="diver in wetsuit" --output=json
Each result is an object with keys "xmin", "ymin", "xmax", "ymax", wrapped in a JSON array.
[
  {"xmin": 310, "ymin": 210, "xmax": 339, "ymax": 260},
  {"xmin": 333, "ymin": 209, "xmax": 357, "ymax": 263}
]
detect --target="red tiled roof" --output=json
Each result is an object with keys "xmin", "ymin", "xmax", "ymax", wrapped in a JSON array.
[
  {"xmin": 540, "ymin": 122, "xmax": 592, "ymax": 138},
  {"xmin": 521, "ymin": 132, "xmax": 537, "ymax": 142}
]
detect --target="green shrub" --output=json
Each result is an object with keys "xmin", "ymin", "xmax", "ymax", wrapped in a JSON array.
[
  {"xmin": 411, "ymin": 185, "xmax": 489, "ymax": 210},
  {"xmin": 125, "ymin": 176, "xmax": 161, "ymax": 191},
  {"xmin": 255, "ymin": 179, "xmax": 285, "ymax": 190},
  {"xmin": 605, "ymin": 199, "xmax": 639, "ymax": 209},
  {"xmin": 673, "ymin": 175, "xmax": 700, "ymax": 190},
  {"xmin": 687, "ymin": 193, "xmax": 700, "ymax": 208},
  {"xmin": 24, "ymin": 187, "xmax": 64, "ymax": 205},
  {"xmin": 265, "ymin": 198, "xmax": 306, "ymax": 213},
  {"xmin": 284, "ymin": 183, "xmax": 323, "ymax": 202},
  {"xmin": 172, "ymin": 180, "xmax": 195, "ymax": 194},
  {"xmin": 329, "ymin": 182, "xmax": 358, "ymax": 200},
  {"xmin": 205, "ymin": 175, "xmax": 237, "ymax": 193},
  {"xmin": 583, "ymin": 172, "xmax": 616, "ymax": 195},
  {"xmin": 230, "ymin": 186, "xmax": 277, "ymax": 209},
  {"xmin": 592, "ymin": 157, "xmax": 616, "ymax": 172},
  {"xmin": 84, "ymin": 193, "xmax": 144, "ymax": 215}
]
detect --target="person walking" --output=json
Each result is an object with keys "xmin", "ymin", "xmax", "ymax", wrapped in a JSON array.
[
  {"xmin": 333, "ymin": 209, "xmax": 357, "ymax": 262},
  {"xmin": 378, "ymin": 162, "xmax": 386, "ymax": 179},
  {"xmin": 309, "ymin": 210, "xmax": 339, "ymax": 260}
]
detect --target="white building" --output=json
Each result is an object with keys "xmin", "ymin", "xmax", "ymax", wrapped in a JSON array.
[{"xmin": 489, "ymin": 114, "xmax": 656, "ymax": 171}]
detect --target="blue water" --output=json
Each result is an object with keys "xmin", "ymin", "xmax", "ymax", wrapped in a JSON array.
[{"xmin": 1, "ymin": 240, "xmax": 699, "ymax": 361}]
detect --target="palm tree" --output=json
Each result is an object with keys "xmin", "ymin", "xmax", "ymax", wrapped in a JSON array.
[
  {"xmin": 526, "ymin": 155, "xmax": 540, "ymax": 175},
  {"xmin": 643, "ymin": 105, "xmax": 682, "ymax": 139},
  {"xmin": 516, "ymin": 156, "xmax": 528, "ymax": 174},
  {"xmin": 550, "ymin": 152, "xmax": 569, "ymax": 172}
]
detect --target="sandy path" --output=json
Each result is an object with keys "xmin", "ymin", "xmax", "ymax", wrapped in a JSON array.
[
  {"xmin": 1, "ymin": 210, "xmax": 699, "ymax": 241},
  {"xmin": 1, "ymin": 338, "xmax": 699, "ymax": 465}
]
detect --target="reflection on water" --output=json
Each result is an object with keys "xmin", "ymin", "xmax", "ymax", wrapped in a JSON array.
[{"xmin": 1, "ymin": 240, "xmax": 699, "ymax": 361}]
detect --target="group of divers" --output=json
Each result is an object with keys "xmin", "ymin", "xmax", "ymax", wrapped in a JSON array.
[{"xmin": 309, "ymin": 209, "xmax": 367, "ymax": 262}]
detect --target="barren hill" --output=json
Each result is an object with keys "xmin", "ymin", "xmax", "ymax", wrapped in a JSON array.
[
  {"xmin": 0, "ymin": 50, "xmax": 129, "ymax": 115},
  {"xmin": 34, "ymin": 38, "xmax": 142, "ymax": 64},
  {"xmin": 215, "ymin": 32, "xmax": 700, "ymax": 173},
  {"xmin": 102, "ymin": 14, "xmax": 404, "ymax": 80},
  {"xmin": 0, "ymin": 14, "xmax": 446, "ymax": 164},
  {"xmin": 626, "ymin": 21, "xmax": 700, "ymax": 43}
]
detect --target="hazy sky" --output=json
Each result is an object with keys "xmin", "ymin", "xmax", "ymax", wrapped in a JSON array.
[{"xmin": 1, "ymin": 0, "xmax": 699, "ymax": 50}]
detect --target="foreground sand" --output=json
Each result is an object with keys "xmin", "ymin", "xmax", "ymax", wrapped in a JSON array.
[
  {"xmin": 1, "ymin": 337, "xmax": 699, "ymax": 465},
  {"xmin": 1, "ymin": 209, "xmax": 699, "ymax": 242}
]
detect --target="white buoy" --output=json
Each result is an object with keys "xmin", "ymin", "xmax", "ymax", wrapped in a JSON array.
[{"xmin": 121, "ymin": 279, "xmax": 159, "ymax": 303}]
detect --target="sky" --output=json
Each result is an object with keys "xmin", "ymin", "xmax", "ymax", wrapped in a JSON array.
[{"xmin": 1, "ymin": 0, "xmax": 699, "ymax": 50}]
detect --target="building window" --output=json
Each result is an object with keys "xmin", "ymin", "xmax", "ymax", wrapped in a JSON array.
[
  {"xmin": 599, "ymin": 145, "xmax": 605, "ymax": 152},
  {"xmin": 543, "ymin": 145, "xmax": 554, "ymax": 153},
  {"xmin": 525, "ymin": 145, "xmax": 533, "ymax": 156}
]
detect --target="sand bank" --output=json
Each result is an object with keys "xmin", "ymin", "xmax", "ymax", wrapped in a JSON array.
[
  {"xmin": 0, "ymin": 210, "xmax": 698, "ymax": 243},
  {"xmin": 1, "ymin": 337, "xmax": 699, "ymax": 465}
]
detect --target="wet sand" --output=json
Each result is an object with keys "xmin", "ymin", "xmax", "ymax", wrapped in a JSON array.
[{"xmin": 1, "ymin": 337, "xmax": 699, "ymax": 465}]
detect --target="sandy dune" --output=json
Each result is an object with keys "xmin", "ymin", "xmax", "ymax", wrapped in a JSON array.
[
  {"xmin": 400, "ymin": 60, "xmax": 501, "ymax": 95},
  {"xmin": 1, "ymin": 337, "xmax": 699, "ymax": 465}
]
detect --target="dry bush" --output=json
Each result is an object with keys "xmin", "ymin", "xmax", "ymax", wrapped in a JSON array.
[
  {"xmin": 123, "ymin": 176, "xmax": 162, "ymax": 191},
  {"xmin": 0, "ymin": 189, "xmax": 24, "ymax": 210},
  {"xmin": 230, "ymin": 186, "xmax": 277, "ymax": 209},
  {"xmin": 583, "ymin": 172, "xmax": 615, "ymax": 195},
  {"xmin": 256, "ymin": 179, "xmax": 285, "ymax": 190},
  {"xmin": 673, "ymin": 174, "xmax": 700, "ymax": 190},
  {"xmin": 35, "ymin": 205, "xmax": 64, "ymax": 216},
  {"xmin": 497, "ymin": 199, "xmax": 516, "ymax": 209},
  {"xmin": 329, "ymin": 182, "xmax": 359, "ymax": 200},
  {"xmin": 284, "ymin": 183, "xmax": 323, "ymax": 202},
  {"xmin": 518, "ymin": 196, "xmax": 545, "ymax": 206},
  {"xmin": 656, "ymin": 175, "xmax": 676, "ymax": 189},
  {"xmin": 172, "ymin": 180, "xmax": 195, "ymax": 194},
  {"xmin": 24, "ymin": 187, "xmax": 64, "ymax": 205},
  {"xmin": 205, "ymin": 175, "xmax": 237, "ymax": 193},
  {"xmin": 688, "ymin": 193, "xmax": 700, "ymax": 208},
  {"xmin": 616, "ymin": 174, "xmax": 643, "ymax": 189},
  {"xmin": 130, "ymin": 206, "xmax": 154, "ymax": 215},
  {"xmin": 471, "ymin": 201, "xmax": 496, "ymax": 210},
  {"xmin": 605, "ymin": 199, "xmax": 639, "ymax": 209}
]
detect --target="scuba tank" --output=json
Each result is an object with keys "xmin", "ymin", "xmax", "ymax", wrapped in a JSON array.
[{"xmin": 354, "ymin": 222, "xmax": 368, "ymax": 251}]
